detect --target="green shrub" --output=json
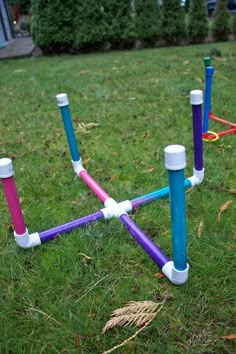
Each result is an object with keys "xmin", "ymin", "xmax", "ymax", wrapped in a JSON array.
[
  {"xmin": 31, "ymin": 0, "xmax": 76, "ymax": 53},
  {"xmin": 231, "ymin": 13, "xmax": 236, "ymax": 35},
  {"xmin": 212, "ymin": 0, "xmax": 230, "ymax": 41},
  {"xmin": 74, "ymin": 1, "xmax": 106, "ymax": 52},
  {"xmin": 102, "ymin": 0, "xmax": 135, "ymax": 49},
  {"xmin": 161, "ymin": 0, "xmax": 186, "ymax": 45},
  {"xmin": 188, "ymin": 0, "xmax": 209, "ymax": 44},
  {"xmin": 134, "ymin": 0, "xmax": 162, "ymax": 46}
]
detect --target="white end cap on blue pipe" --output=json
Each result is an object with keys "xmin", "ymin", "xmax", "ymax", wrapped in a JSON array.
[
  {"xmin": 0, "ymin": 158, "xmax": 14, "ymax": 178},
  {"xmin": 190, "ymin": 90, "xmax": 203, "ymax": 105},
  {"xmin": 164, "ymin": 145, "xmax": 186, "ymax": 171},
  {"xmin": 56, "ymin": 93, "xmax": 69, "ymax": 107}
]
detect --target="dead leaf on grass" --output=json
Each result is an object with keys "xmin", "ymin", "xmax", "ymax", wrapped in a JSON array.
[
  {"xmin": 217, "ymin": 200, "xmax": 233, "ymax": 221},
  {"xmin": 142, "ymin": 167, "xmax": 155, "ymax": 174},
  {"xmin": 221, "ymin": 334, "xmax": 236, "ymax": 340},
  {"xmin": 198, "ymin": 219, "xmax": 204, "ymax": 238}
]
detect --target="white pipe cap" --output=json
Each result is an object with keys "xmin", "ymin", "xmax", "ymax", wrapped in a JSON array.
[
  {"xmin": 56, "ymin": 93, "xmax": 69, "ymax": 107},
  {"xmin": 0, "ymin": 158, "xmax": 14, "ymax": 178},
  {"xmin": 190, "ymin": 90, "xmax": 203, "ymax": 105},
  {"xmin": 164, "ymin": 145, "xmax": 186, "ymax": 171}
]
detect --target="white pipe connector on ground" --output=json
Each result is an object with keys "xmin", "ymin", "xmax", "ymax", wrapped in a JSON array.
[
  {"xmin": 162, "ymin": 261, "xmax": 189, "ymax": 285},
  {"xmin": 102, "ymin": 198, "xmax": 130, "ymax": 219},
  {"xmin": 14, "ymin": 229, "xmax": 41, "ymax": 249},
  {"xmin": 72, "ymin": 159, "xmax": 86, "ymax": 174}
]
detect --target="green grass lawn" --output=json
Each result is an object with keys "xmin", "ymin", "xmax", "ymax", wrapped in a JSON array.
[{"xmin": 0, "ymin": 42, "xmax": 235, "ymax": 354}]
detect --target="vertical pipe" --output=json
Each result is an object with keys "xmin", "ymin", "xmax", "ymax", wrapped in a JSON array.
[
  {"xmin": 56, "ymin": 93, "xmax": 80, "ymax": 162},
  {"xmin": 190, "ymin": 90, "xmax": 204, "ymax": 171},
  {"xmin": 164, "ymin": 145, "xmax": 187, "ymax": 271},
  {"xmin": 0, "ymin": 158, "xmax": 26, "ymax": 235},
  {"xmin": 203, "ymin": 66, "xmax": 215, "ymax": 133}
]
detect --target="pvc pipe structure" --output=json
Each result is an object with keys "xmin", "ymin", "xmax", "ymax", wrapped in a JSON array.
[
  {"xmin": 190, "ymin": 90, "xmax": 204, "ymax": 174},
  {"xmin": 203, "ymin": 64, "xmax": 215, "ymax": 133},
  {"xmin": 0, "ymin": 90, "xmax": 205, "ymax": 286}
]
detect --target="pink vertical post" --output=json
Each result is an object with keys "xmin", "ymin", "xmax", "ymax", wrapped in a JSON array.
[{"xmin": 0, "ymin": 158, "xmax": 26, "ymax": 235}]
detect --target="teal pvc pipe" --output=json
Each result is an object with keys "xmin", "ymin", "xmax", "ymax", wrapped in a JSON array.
[
  {"xmin": 60, "ymin": 105, "xmax": 80, "ymax": 162},
  {"xmin": 131, "ymin": 179, "xmax": 192, "ymax": 208},
  {"xmin": 168, "ymin": 169, "xmax": 187, "ymax": 271}
]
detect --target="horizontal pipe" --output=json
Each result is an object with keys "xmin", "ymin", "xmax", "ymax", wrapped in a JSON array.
[
  {"xmin": 39, "ymin": 211, "xmax": 104, "ymax": 243},
  {"xmin": 130, "ymin": 179, "xmax": 192, "ymax": 208}
]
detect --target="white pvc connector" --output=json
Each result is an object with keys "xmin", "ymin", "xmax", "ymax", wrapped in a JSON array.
[
  {"xmin": 56, "ymin": 93, "xmax": 69, "ymax": 107},
  {"xmin": 72, "ymin": 159, "xmax": 86, "ymax": 174},
  {"xmin": 164, "ymin": 145, "xmax": 186, "ymax": 171},
  {"xmin": 14, "ymin": 229, "xmax": 41, "ymax": 249},
  {"xmin": 162, "ymin": 261, "xmax": 189, "ymax": 285},
  {"xmin": 187, "ymin": 168, "xmax": 205, "ymax": 186},
  {"xmin": 190, "ymin": 90, "xmax": 203, "ymax": 105},
  {"xmin": 0, "ymin": 158, "xmax": 14, "ymax": 178},
  {"xmin": 102, "ymin": 198, "xmax": 128, "ymax": 219},
  {"xmin": 102, "ymin": 199, "xmax": 132, "ymax": 219}
]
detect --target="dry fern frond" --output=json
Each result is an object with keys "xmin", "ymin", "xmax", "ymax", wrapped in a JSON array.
[
  {"xmin": 102, "ymin": 297, "xmax": 167, "ymax": 354},
  {"xmin": 76, "ymin": 122, "xmax": 100, "ymax": 134},
  {"xmin": 102, "ymin": 300, "xmax": 160, "ymax": 334}
]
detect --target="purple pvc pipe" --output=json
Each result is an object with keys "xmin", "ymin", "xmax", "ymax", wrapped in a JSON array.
[
  {"xmin": 192, "ymin": 104, "xmax": 204, "ymax": 171},
  {"xmin": 119, "ymin": 214, "xmax": 170, "ymax": 268},
  {"xmin": 39, "ymin": 211, "xmax": 104, "ymax": 243}
]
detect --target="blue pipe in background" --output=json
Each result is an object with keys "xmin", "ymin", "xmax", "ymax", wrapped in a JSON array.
[{"xmin": 203, "ymin": 66, "xmax": 215, "ymax": 133}]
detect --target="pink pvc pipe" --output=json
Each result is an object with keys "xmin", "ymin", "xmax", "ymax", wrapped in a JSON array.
[
  {"xmin": 79, "ymin": 170, "xmax": 110, "ymax": 203},
  {"xmin": 1, "ymin": 176, "xmax": 26, "ymax": 235}
]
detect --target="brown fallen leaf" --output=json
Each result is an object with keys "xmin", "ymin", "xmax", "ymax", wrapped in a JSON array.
[
  {"xmin": 142, "ymin": 167, "xmax": 155, "ymax": 174},
  {"xmin": 221, "ymin": 334, "xmax": 236, "ymax": 340},
  {"xmin": 224, "ymin": 189, "xmax": 236, "ymax": 195},
  {"xmin": 198, "ymin": 219, "xmax": 204, "ymax": 238},
  {"xmin": 217, "ymin": 200, "xmax": 233, "ymax": 221},
  {"xmin": 154, "ymin": 272, "xmax": 164, "ymax": 279},
  {"xmin": 74, "ymin": 332, "xmax": 80, "ymax": 349}
]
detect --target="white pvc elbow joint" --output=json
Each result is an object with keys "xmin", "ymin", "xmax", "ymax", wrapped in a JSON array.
[
  {"xmin": 162, "ymin": 261, "xmax": 189, "ymax": 285},
  {"xmin": 188, "ymin": 168, "xmax": 204, "ymax": 187},
  {"xmin": 102, "ymin": 198, "xmax": 130, "ymax": 219},
  {"xmin": 72, "ymin": 159, "xmax": 86, "ymax": 175},
  {"xmin": 14, "ymin": 229, "xmax": 41, "ymax": 249}
]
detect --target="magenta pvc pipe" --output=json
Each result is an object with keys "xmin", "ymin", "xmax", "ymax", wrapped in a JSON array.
[
  {"xmin": 1, "ymin": 177, "xmax": 26, "ymax": 235},
  {"xmin": 79, "ymin": 170, "xmax": 110, "ymax": 203}
]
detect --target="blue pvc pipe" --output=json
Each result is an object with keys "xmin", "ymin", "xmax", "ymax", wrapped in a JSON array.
[
  {"xmin": 60, "ymin": 105, "xmax": 80, "ymax": 162},
  {"xmin": 168, "ymin": 169, "xmax": 187, "ymax": 271},
  {"xmin": 131, "ymin": 179, "xmax": 192, "ymax": 208},
  {"xmin": 203, "ymin": 66, "xmax": 214, "ymax": 133}
]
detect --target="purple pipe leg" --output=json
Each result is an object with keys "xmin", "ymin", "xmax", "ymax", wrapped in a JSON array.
[
  {"xmin": 119, "ymin": 214, "xmax": 170, "ymax": 268},
  {"xmin": 190, "ymin": 90, "xmax": 204, "ymax": 171},
  {"xmin": 39, "ymin": 211, "xmax": 104, "ymax": 243}
]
